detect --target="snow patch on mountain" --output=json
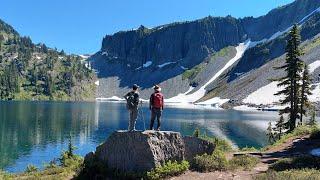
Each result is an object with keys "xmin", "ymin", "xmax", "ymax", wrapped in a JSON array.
[
  {"xmin": 166, "ymin": 41, "xmax": 250, "ymax": 105},
  {"xmin": 143, "ymin": 61, "xmax": 152, "ymax": 68},
  {"xmin": 157, "ymin": 62, "xmax": 175, "ymax": 68},
  {"xmin": 243, "ymin": 60, "xmax": 320, "ymax": 105}
]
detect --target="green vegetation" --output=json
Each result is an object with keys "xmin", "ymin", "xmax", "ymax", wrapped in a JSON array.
[
  {"xmin": 0, "ymin": 19, "xmax": 95, "ymax": 101},
  {"xmin": 204, "ymin": 137, "xmax": 233, "ymax": 152},
  {"xmin": 255, "ymin": 169, "xmax": 320, "ymax": 180},
  {"xmin": 256, "ymin": 155, "xmax": 320, "ymax": 180},
  {"xmin": 229, "ymin": 155, "xmax": 260, "ymax": 171},
  {"xmin": 193, "ymin": 128, "xmax": 200, "ymax": 137},
  {"xmin": 271, "ymin": 155, "xmax": 320, "ymax": 171},
  {"xmin": 25, "ymin": 164, "xmax": 38, "ymax": 173},
  {"xmin": 182, "ymin": 46, "xmax": 233, "ymax": 81},
  {"xmin": 273, "ymin": 24, "xmax": 306, "ymax": 132},
  {"xmin": 192, "ymin": 150, "xmax": 228, "ymax": 172},
  {"xmin": 192, "ymin": 150, "xmax": 259, "ymax": 172},
  {"xmin": 263, "ymin": 125, "xmax": 319, "ymax": 151},
  {"xmin": 302, "ymin": 37, "xmax": 320, "ymax": 54},
  {"xmin": 182, "ymin": 64, "xmax": 204, "ymax": 80},
  {"xmin": 146, "ymin": 160, "xmax": 190, "ymax": 180},
  {"xmin": 0, "ymin": 143, "xmax": 84, "ymax": 180}
]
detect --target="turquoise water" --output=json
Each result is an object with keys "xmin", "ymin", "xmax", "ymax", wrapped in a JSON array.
[{"xmin": 0, "ymin": 101, "xmax": 278, "ymax": 172}]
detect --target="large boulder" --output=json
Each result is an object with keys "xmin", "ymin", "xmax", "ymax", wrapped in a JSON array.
[
  {"xmin": 85, "ymin": 130, "xmax": 215, "ymax": 173},
  {"xmin": 94, "ymin": 130, "xmax": 184, "ymax": 172}
]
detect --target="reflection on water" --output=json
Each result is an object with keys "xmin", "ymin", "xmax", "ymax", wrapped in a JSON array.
[{"xmin": 0, "ymin": 101, "xmax": 278, "ymax": 172}]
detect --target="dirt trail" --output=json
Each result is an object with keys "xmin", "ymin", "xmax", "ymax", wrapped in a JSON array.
[{"xmin": 172, "ymin": 135, "xmax": 320, "ymax": 180}]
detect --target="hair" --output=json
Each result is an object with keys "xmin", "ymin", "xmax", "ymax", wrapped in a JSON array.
[{"xmin": 133, "ymin": 86, "xmax": 138, "ymax": 90}]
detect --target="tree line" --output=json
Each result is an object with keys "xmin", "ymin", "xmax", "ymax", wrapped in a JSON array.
[{"xmin": 0, "ymin": 25, "xmax": 94, "ymax": 100}]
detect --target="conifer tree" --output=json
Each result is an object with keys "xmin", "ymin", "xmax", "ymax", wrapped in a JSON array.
[
  {"xmin": 308, "ymin": 106, "xmax": 317, "ymax": 126},
  {"xmin": 273, "ymin": 115, "xmax": 285, "ymax": 140},
  {"xmin": 274, "ymin": 24, "xmax": 304, "ymax": 132},
  {"xmin": 266, "ymin": 122, "xmax": 275, "ymax": 143},
  {"xmin": 299, "ymin": 63, "xmax": 312, "ymax": 124}
]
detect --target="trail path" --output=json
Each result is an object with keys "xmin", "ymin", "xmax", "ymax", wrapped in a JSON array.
[{"xmin": 172, "ymin": 135, "xmax": 320, "ymax": 180}]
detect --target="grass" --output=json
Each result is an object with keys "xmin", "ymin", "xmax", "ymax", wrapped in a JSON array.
[
  {"xmin": 229, "ymin": 155, "xmax": 260, "ymax": 171},
  {"xmin": 0, "ymin": 141, "xmax": 84, "ymax": 180},
  {"xmin": 302, "ymin": 37, "xmax": 320, "ymax": 54},
  {"xmin": 191, "ymin": 150, "xmax": 228, "ymax": 172},
  {"xmin": 146, "ymin": 160, "xmax": 190, "ymax": 180},
  {"xmin": 262, "ymin": 125, "xmax": 320, "ymax": 151},
  {"xmin": 191, "ymin": 150, "xmax": 259, "ymax": 172},
  {"xmin": 271, "ymin": 155, "xmax": 320, "ymax": 171},
  {"xmin": 182, "ymin": 46, "xmax": 234, "ymax": 81},
  {"xmin": 255, "ymin": 169, "xmax": 320, "ymax": 180}
]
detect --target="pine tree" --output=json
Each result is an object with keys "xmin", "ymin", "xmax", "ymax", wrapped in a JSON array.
[
  {"xmin": 274, "ymin": 24, "xmax": 304, "ymax": 132},
  {"xmin": 299, "ymin": 63, "xmax": 312, "ymax": 124},
  {"xmin": 266, "ymin": 122, "xmax": 275, "ymax": 144},
  {"xmin": 273, "ymin": 115, "xmax": 286, "ymax": 140},
  {"xmin": 308, "ymin": 106, "xmax": 317, "ymax": 126}
]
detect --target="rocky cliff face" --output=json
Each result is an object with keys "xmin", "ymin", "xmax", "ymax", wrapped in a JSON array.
[{"xmin": 90, "ymin": 0, "xmax": 320, "ymax": 100}]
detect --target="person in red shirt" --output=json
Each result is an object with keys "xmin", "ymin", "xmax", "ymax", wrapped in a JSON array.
[{"xmin": 149, "ymin": 85, "xmax": 164, "ymax": 131}]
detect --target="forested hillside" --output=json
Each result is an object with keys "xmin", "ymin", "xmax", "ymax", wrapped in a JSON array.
[{"xmin": 0, "ymin": 19, "xmax": 96, "ymax": 101}]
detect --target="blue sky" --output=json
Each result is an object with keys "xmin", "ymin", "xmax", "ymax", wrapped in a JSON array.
[{"xmin": 0, "ymin": 0, "xmax": 294, "ymax": 54}]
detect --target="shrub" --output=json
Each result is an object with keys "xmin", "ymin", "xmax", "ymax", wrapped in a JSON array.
[
  {"xmin": 59, "ymin": 151, "xmax": 83, "ymax": 170},
  {"xmin": 240, "ymin": 146, "xmax": 259, "ymax": 152},
  {"xmin": 229, "ymin": 155, "xmax": 260, "ymax": 170},
  {"xmin": 0, "ymin": 170, "xmax": 11, "ymax": 180},
  {"xmin": 25, "ymin": 164, "xmax": 38, "ymax": 173},
  {"xmin": 146, "ymin": 160, "xmax": 189, "ymax": 180},
  {"xmin": 263, "ymin": 125, "xmax": 320, "ymax": 151},
  {"xmin": 255, "ymin": 169, "xmax": 320, "ymax": 180},
  {"xmin": 271, "ymin": 155, "xmax": 320, "ymax": 171},
  {"xmin": 201, "ymin": 137, "xmax": 233, "ymax": 152},
  {"xmin": 191, "ymin": 150, "xmax": 228, "ymax": 172},
  {"xmin": 193, "ymin": 128, "xmax": 200, "ymax": 137}
]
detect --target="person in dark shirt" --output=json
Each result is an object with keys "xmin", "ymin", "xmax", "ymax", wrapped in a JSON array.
[
  {"xmin": 124, "ymin": 84, "xmax": 140, "ymax": 131},
  {"xmin": 149, "ymin": 85, "xmax": 164, "ymax": 131}
]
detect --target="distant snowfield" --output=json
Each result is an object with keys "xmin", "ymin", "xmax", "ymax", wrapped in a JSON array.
[
  {"xmin": 243, "ymin": 60, "xmax": 320, "ymax": 106},
  {"xmin": 157, "ymin": 62, "xmax": 175, "ymax": 68},
  {"xmin": 166, "ymin": 41, "xmax": 251, "ymax": 106}
]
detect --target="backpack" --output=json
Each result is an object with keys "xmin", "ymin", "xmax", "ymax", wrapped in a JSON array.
[
  {"xmin": 126, "ymin": 92, "xmax": 137, "ymax": 109},
  {"xmin": 152, "ymin": 92, "xmax": 163, "ymax": 108}
]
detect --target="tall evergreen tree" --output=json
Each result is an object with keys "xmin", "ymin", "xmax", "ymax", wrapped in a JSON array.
[
  {"xmin": 299, "ymin": 63, "xmax": 312, "ymax": 124},
  {"xmin": 274, "ymin": 24, "xmax": 304, "ymax": 132},
  {"xmin": 308, "ymin": 106, "xmax": 317, "ymax": 126},
  {"xmin": 273, "ymin": 115, "xmax": 285, "ymax": 140},
  {"xmin": 266, "ymin": 122, "xmax": 275, "ymax": 144}
]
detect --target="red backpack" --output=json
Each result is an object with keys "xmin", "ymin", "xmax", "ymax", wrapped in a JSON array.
[{"xmin": 152, "ymin": 92, "xmax": 163, "ymax": 108}]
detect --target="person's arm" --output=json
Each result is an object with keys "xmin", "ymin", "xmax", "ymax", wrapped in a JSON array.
[
  {"xmin": 123, "ymin": 92, "xmax": 129, "ymax": 100},
  {"xmin": 162, "ymin": 95, "xmax": 164, "ymax": 110}
]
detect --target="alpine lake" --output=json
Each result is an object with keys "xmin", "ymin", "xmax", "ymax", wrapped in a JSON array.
[{"xmin": 0, "ymin": 101, "xmax": 280, "ymax": 172}]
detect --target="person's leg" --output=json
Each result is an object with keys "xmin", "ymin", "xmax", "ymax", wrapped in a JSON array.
[
  {"xmin": 132, "ymin": 108, "xmax": 138, "ymax": 131},
  {"xmin": 156, "ymin": 109, "xmax": 162, "ymax": 131},
  {"xmin": 128, "ymin": 110, "xmax": 133, "ymax": 131},
  {"xmin": 150, "ymin": 109, "xmax": 156, "ymax": 130}
]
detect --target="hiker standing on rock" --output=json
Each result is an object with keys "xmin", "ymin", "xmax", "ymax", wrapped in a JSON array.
[
  {"xmin": 149, "ymin": 85, "xmax": 164, "ymax": 131},
  {"xmin": 124, "ymin": 84, "xmax": 140, "ymax": 131}
]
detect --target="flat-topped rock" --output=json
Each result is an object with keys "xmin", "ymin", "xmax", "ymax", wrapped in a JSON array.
[{"xmin": 85, "ymin": 130, "xmax": 215, "ymax": 172}]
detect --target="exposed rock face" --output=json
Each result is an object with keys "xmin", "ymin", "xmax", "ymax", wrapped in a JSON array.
[
  {"xmin": 86, "ymin": 130, "xmax": 215, "ymax": 172},
  {"xmin": 90, "ymin": 0, "xmax": 320, "ymax": 100}
]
